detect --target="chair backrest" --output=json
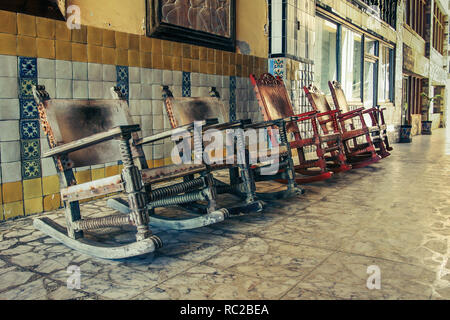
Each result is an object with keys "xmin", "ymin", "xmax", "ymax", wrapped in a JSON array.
[
  {"xmin": 37, "ymin": 94, "xmax": 133, "ymax": 168},
  {"xmin": 328, "ymin": 80, "xmax": 350, "ymax": 114},
  {"xmin": 164, "ymin": 95, "xmax": 229, "ymax": 128},
  {"xmin": 303, "ymin": 84, "xmax": 334, "ymax": 133},
  {"xmin": 250, "ymin": 73, "xmax": 295, "ymax": 119}
]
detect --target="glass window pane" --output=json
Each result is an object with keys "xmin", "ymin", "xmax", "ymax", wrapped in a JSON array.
[
  {"xmin": 364, "ymin": 61, "xmax": 375, "ymax": 108},
  {"xmin": 365, "ymin": 37, "xmax": 377, "ymax": 55},
  {"xmin": 314, "ymin": 18, "xmax": 337, "ymax": 94},
  {"xmin": 378, "ymin": 46, "xmax": 392, "ymax": 102},
  {"xmin": 341, "ymin": 27, "xmax": 362, "ymax": 100}
]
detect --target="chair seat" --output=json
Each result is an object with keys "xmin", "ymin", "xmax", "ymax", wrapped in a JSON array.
[
  {"xmin": 320, "ymin": 132, "xmax": 341, "ymax": 142},
  {"xmin": 342, "ymin": 128, "xmax": 367, "ymax": 140},
  {"xmin": 141, "ymin": 163, "xmax": 207, "ymax": 184}
]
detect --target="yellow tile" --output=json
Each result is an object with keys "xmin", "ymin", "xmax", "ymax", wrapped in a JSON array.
[
  {"xmin": 17, "ymin": 35, "xmax": 37, "ymax": 57},
  {"xmin": 55, "ymin": 20, "xmax": 71, "ymax": 41},
  {"xmin": 102, "ymin": 29, "xmax": 115, "ymax": 48},
  {"xmin": 17, "ymin": 13, "xmax": 36, "ymax": 37},
  {"xmin": 42, "ymin": 175, "xmax": 60, "ymax": 196},
  {"xmin": 36, "ymin": 38, "xmax": 55, "ymax": 59},
  {"xmin": 24, "ymin": 198, "xmax": 43, "ymax": 215},
  {"xmin": 56, "ymin": 40, "xmax": 72, "ymax": 60},
  {"xmin": 146, "ymin": 160, "xmax": 154, "ymax": 168},
  {"xmin": 102, "ymin": 46, "xmax": 115, "ymax": 65},
  {"xmin": 75, "ymin": 170, "xmax": 92, "ymax": 184},
  {"xmin": 0, "ymin": 205, "xmax": 3, "ymax": 221},
  {"xmin": 0, "ymin": 33, "xmax": 17, "ymax": 55},
  {"xmin": 139, "ymin": 36, "xmax": 152, "ymax": 52},
  {"xmin": 115, "ymin": 31, "xmax": 129, "ymax": 49},
  {"xmin": 36, "ymin": 17, "xmax": 56, "ymax": 39},
  {"xmin": 23, "ymin": 178, "xmax": 43, "ymax": 200},
  {"xmin": 0, "ymin": 184, "xmax": 2, "ymax": 204},
  {"xmin": 164, "ymin": 157, "xmax": 173, "ymax": 166},
  {"xmin": 0, "ymin": 10, "xmax": 17, "ymax": 34},
  {"xmin": 105, "ymin": 165, "xmax": 119, "ymax": 177},
  {"xmin": 72, "ymin": 43, "xmax": 88, "ymax": 62},
  {"xmin": 2, "ymin": 181, "xmax": 23, "ymax": 203},
  {"xmin": 87, "ymin": 45, "xmax": 102, "ymax": 63},
  {"xmin": 91, "ymin": 168, "xmax": 105, "ymax": 180},
  {"xmin": 153, "ymin": 159, "xmax": 164, "ymax": 168},
  {"xmin": 128, "ymin": 50, "xmax": 140, "ymax": 67},
  {"xmin": 43, "ymin": 193, "xmax": 61, "ymax": 212},
  {"xmin": 3, "ymin": 201, "xmax": 24, "ymax": 220},
  {"xmin": 115, "ymin": 48, "xmax": 128, "ymax": 66},
  {"xmin": 87, "ymin": 26, "xmax": 102, "ymax": 46}
]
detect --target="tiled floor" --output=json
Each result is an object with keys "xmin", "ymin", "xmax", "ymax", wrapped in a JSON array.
[{"xmin": 0, "ymin": 128, "xmax": 449, "ymax": 300}]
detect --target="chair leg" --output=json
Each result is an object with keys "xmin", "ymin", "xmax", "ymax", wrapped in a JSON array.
[{"xmin": 119, "ymin": 133, "xmax": 151, "ymax": 242}]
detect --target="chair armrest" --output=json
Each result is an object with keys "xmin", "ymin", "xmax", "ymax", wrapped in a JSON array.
[
  {"xmin": 243, "ymin": 117, "xmax": 298, "ymax": 130},
  {"xmin": 338, "ymin": 107, "xmax": 364, "ymax": 119},
  {"xmin": 362, "ymin": 107, "xmax": 377, "ymax": 115},
  {"xmin": 43, "ymin": 125, "xmax": 140, "ymax": 158},
  {"xmin": 136, "ymin": 119, "xmax": 218, "ymax": 145},
  {"xmin": 203, "ymin": 119, "xmax": 251, "ymax": 131},
  {"xmin": 317, "ymin": 110, "xmax": 340, "ymax": 118},
  {"xmin": 294, "ymin": 110, "xmax": 317, "ymax": 118}
]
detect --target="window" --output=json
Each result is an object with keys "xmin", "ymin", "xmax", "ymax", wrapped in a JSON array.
[
  {"xmin": 341, "ymin": 28, "xmax": 362, "ymax": 100},
  {"xmin": 433, "ymin": 3, "xmax": 445, "ymax": 54},
  {"xmin": 363, "ymin": 37, "xmax": 378, "ymax": 108},
  {"xmin": 405, "ymin": 0, "xmax": 426, "ymax": 38},
  {"xmin": 378, "ymin": 46, "xmax": 394, "ymax": 102},
  {"xmin": 314, "ymin": 18, "xmax": 337, "ymax": 94}
]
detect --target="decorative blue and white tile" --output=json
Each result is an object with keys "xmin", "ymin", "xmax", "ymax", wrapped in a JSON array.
[
  {"xmin": 19, "ymin": 57, "xmax": 37, "ymax": 78},
  {"xmin": 115, "ymin": 82, "xmax": 129, "ymax": 100},
  {"xmin": 21, "ymin": 139, "xmax": 41, "ymax": 160},
  {"xmin": 19, "ymin": 78, "xmax": 38, "ymax": 98},
  {"xmin": 22, "ymin": 159, "xmax": 42, "ymax": 180},
  {"xmin": 19, "ymin": 99, "xmax": 38, "ymax": 119},
  {"xmin": 229, "ymin": 76, "xmax": 236, "ymax": 121},
  {"xmin": 20, "ymin": 120, "xmax": 40, "ymax": 140},
  {"xmin": 182, "ymin": 72, "xmax": 191, "ymax": 97},
  {"xmin": 269, "ymin": 58, "xmax": 285, "ymax": 80},
  {"xmin": 116, "ymin": 66, "xmax": 129, "ymax": 83}
]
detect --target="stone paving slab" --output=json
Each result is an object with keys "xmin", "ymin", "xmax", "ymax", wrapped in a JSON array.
[{"xmin": 0, "ymin": 129, "xmax": 449, "ymax": 300}]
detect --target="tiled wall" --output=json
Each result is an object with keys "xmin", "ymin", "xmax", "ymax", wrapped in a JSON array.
[{"xmin": 0, "ymin": 10, "xmax": 267, "ymax": 221}]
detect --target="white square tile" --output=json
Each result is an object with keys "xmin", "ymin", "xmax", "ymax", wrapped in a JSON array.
[
  {"xmin": 0, "ymin": 77, "xmax": 18, "ymax": 99},
  {"xmin": 151, "ymin": 69, "xmax": 162, "ymax": 84},
  {"xmin": 0, "ymin": 120, "xmax": 19, "ymax": 141},
  {"xmin": 41, "ymin": 157, "xmax": 57, "ymax": 177},
  {"xmin": 173, "ymin": 70, "xmax": 184, "ymax": 85},
  {"xmin": 152, "ymin": 85, "xmax": 163, "ymax": 100},
  {"xmin": 40, "ymin": 138, "xmax": 50, "ymax": 154},
  {"xmin": 1, "ymin": 161, "xmax": 21, "ymax": 183},
  {"xmin": 199, "ymin": 73, "xmax": 209, "ymax": 87},
  {"xmin": 56, "ymin": 60, "xmax": 73, "ymax": 79},
  {"xmin": 37, "ymin": 78, "xmax": 56, "ymax": 99},
  {"xmin": 73, "ymin": 62, "xmax": 88, "ymax": 80},
  {"xmin": 153, "ymin": 143, "xmax": 164, "ymax": 159},
  {"xmin": 88, "ymin": 63, "xmax": 102, "ymax": 81},
  {"xmin": 129, "ymin": 83, "xmax": 141, "ymax": 100},
  {"xmin": 129, "ymin": 67, "xmax": 140, "ymax": 83},
  {"xmin": 153, "ymin": 115, "xmax": 163, "ymax": 130},
  {"xmin": 152, "ymin": 100, "xmax": 163, "ymax": 115},
  {"xmin": 129, "ymin": 100, "xmax": 140, "ymax": 116},
  {"xmin": 141, "ymin": 84, "xmax": 153, "ymax": 100},
  {"xmin": 171, "ymin": 86, "xmax": 182, "ymax": 97},
  {"xmin": 0, "ymin": 141, "xmax": 20, "ymax": 162},
  {"xmin": 0, "ymin": 99, "xmax": 20, "ymax": 120},
  {"xmin": 37, "ymin": 58, "xmax": 55, "ymax": 79},
  {"xmin": 102, "ymin": 81, "xmax": 116, "ymax": 99},
  {"xmin": 103, "ymin": 65, "xmax": 116, "ymax": 82},
  {"xmin": 73, "ymin": 80, "xmax": 88, "ymax": 99},
  {"xmin": 0, "ymin": 55, "xmax": 18, "ymax": 77},
  {"xmin": 56, "ymin": 79, "xmax": 73, "ymax": 98},
  {"xmin": 140, "ymin": 100, "xmax": 152, "ymax": 115},
  {"xmin": 191, "ymin": 72, "xmax": 200, "ymax": 86},
  {"xmin": 141, "ymin": 68, "xmax": 152, "ymax": 84},
  {"xmin": 141, "ymin": 115, "xmax": 153, "ymax": 132},
  {"xmin": 143, "ymin": 145, "xmax": 152, "ymax": 160},
  {"xmin": 88, "ymin": 81, "xmax": 103, "ymax": 99},
  {"xmin": 162, "ymin": 70, "xmax": 173, "ymax": 85}
]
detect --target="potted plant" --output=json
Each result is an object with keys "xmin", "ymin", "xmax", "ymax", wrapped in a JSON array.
[
  {"xmin": 399, "ymin": 102, "xmax": 412, "ymax": 143},
  {"xmin": 420, "ymin": 93, "xmax": 442, "ymax": 135}
]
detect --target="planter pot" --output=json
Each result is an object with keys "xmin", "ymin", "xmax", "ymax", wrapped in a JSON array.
[
  {"xmin": 421, "ymin": 121, "xmax": 432, "ymax": 135},
  {"xmin": 399, "ymin": 125, "xmax": 412, "ymax": 143}
]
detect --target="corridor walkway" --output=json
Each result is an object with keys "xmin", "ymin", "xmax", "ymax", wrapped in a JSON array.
[{"xmin": 0, "ymin": 129, "xmax": 449, "ymax": 300}]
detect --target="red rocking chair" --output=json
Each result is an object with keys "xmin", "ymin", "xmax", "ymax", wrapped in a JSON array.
[
  {"xmin": 328, "ymin": 80, "xmax": 392, "ymax": 159},
  {"xmin": 250, "ymin": 73, "xmax": 350, "ymax": 184},
  {"xmin": 315, "ymin": 81, "xmax": 381, "ymax": 168}
]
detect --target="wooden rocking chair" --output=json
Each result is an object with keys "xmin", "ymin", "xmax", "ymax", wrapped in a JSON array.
[
  {"xmin": 162, "ymin": 86, "xmax": 304, "ymax": 201},
  {"xmin": 313, "ymin": 81, "xmax": 381, "ymax": 168},
  {"xmin": 328, "ymin": 80, "xmax": 392, "ymax": 159},
  {"xmin": 250, "ymin": 73, "xmax": 350, "ymax": 183},
  {"xmin": 32, "ymin": 85, "xmax": 229, "ymax": 259}
]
